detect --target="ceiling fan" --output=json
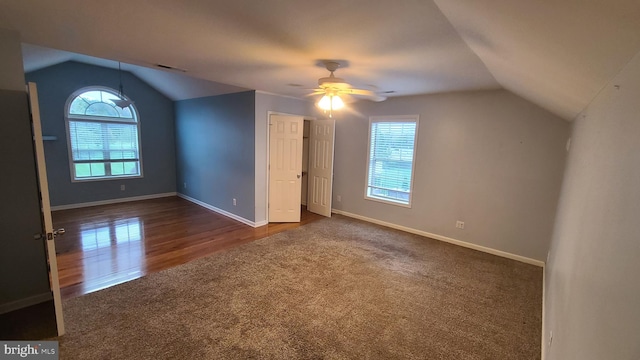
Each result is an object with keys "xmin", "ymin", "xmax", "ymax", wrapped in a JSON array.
[{"xmin": 309, "ymin": 60, "xmax": 387, "ymax": 117}]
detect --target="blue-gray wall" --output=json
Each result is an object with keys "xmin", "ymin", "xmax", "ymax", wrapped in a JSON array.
[
  {"xmin": 25, "ymin": 61, "xmax": 176, "ymax": 207},
  {"xmin": 175, "ymin": 91, "xmax": 256, "ymax": 221},
  {"xmin": 331, "ymin": 90, "xmax": 568, "ymax": 262}
]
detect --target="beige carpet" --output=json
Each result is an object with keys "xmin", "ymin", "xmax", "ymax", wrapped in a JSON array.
[{"xmin": 58, "ymin": 215, "xmax": 542, "ymax": 359}]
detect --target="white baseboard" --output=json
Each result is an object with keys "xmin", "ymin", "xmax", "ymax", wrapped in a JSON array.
[
  {"xmin": 0, "ymin": 292, "xmax": 53, "ymax": 315},
  {"xmin": 331, "ymin": 209, "xmax": 545, "ymax": 267},
  {"xmin": 542, "ymin": 268, "xmax": 547, "ymax": 360},
  {"xmin": 254, "ymin": 220, "xmax": 268, "ymax": 227},
  {"xmin": 177, "ymin": 193, "xmax": 260, "ymax": 228},
  {"xmin": 51, "ymin": 192, "xmax": 177, "ymax": 211}
]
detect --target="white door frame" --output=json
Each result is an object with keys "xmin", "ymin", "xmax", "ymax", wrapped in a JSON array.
[
  {"xmin": 28, "ymin": 82, "xmax": 65, "ymax": 336},
  {"xmin": 265, "ymin": 111, "xmax": 315, "ymax": 223}
]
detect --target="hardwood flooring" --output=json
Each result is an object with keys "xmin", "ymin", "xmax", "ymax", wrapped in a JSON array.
[{"xmin": 52, "ymin": 196, "xmax": 323, "ymax": 300}]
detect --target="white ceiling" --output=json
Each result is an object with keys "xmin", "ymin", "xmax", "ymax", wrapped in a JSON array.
[
  {"xmin": 434, "ymin": 0, "xmax": 640, "ymax": 120},
  {"xmin": 2, "ymin": 0, "xmax": 640, "ymax": 120}
]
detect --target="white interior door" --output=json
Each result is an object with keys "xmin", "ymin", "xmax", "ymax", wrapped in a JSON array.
[
  {"xmin": 269, "ymin": 114, "xmax": 303, "ymax": 222},
  {"xmin": 307, "ymin": 119, "xmax": 335, "ymax": 217},
  {"xmin": 28, "ymin": 82, "xmax": 65, "ymax": 336}
]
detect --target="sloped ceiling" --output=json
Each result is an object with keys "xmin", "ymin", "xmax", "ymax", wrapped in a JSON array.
[
  {"xmin": 21, "ymin": 44, "xmax": 250, "ymax": 100},
  {"xmin": 2, "ymin": 0, "xmax": 640, "ymax": 120},
  {"xmin": 434, "ymin": 0, "xmax": 640, "ymax": 120},
  {"xmin": 0, "ymin": 1, "xmax": 497, "ymax": 102}
]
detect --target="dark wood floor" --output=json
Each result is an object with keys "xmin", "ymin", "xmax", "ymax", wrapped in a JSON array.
[{"xmin": 52, "ymin": 196, "xmax": 324, "ymax": 299}]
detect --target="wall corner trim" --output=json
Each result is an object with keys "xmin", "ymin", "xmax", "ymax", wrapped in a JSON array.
[
  {"xmin": 331, "ymin": 209, "xmax": 546, "ymax": 267},
  {"xmin": 50, "ymin": 192, "xmax": 177, "ymax": 211},
  {"xmin": 177, "ymin": 193, "xmax": 260, "ymax": 228},
  {"xmin": 541, "ymin": 267, "xmax": 547, "ymax": 360}
]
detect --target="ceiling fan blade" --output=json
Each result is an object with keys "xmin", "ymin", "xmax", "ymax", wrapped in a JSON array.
[
  {"xmin": 312, "ymin": 60, "xmax": 387, "ymax": 102},
  {"xmin": 303, "ymin": 89, "xmax": 325, "ymax": 97},
  {"xmin": 344, "ymin": 88, "xmax": 387, "ymax": 102}
]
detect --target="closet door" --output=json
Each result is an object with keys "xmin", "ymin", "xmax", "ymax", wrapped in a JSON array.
[{"xmin": 307, "ymin": 119, "xmax": 335, "ymax": 217}]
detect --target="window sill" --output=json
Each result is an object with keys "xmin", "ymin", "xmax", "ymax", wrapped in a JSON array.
[{"xmin": 71, "ymin": 174, "xmax": 143, "ymax": 183}]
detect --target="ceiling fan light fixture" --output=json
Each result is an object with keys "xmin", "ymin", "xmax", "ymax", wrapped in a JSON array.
[
  {"xmin": 331, "ymin": 95, "xmax": 345, "ymax": 110},
  {"xmin": 310, "ymin": 59, "xmax": 385, "ymax": 117},
  {"xmin": 318, "ymin": 94, "xmax": 344, "ymax": 111},
  {"xmin": 318, "ymin": 95, "xmax": 331, "ymax": 110}
]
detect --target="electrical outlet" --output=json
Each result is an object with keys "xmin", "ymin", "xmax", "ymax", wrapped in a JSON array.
[
  {"xmin": 337, "ymin": 195, "xmax": 342, "ymax": 202},
  {"xmin": 456, "ymin": 220, "xmax": 465, "ymax": 229},
  {"xmin": 183, "ymin": 182, "xmax": 187, "ymax": 189},
  {"xmin": 120, "ymin": 184, "xmax": 125, "ymax": 191},
  {"xmin": 233, "ymin": 198, "xmax": 237, "ymax": 206},
  {"xmin": 549, "ymin": 331, "xmax": 553, "ymax": 347}
]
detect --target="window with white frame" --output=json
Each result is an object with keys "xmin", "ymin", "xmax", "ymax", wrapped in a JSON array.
[
  {"xmin": 365, "ymin": 115, "xmax": 419, "ymax": 207},
  {"xmin": 65, "ymin": 87, "xmax": 142, "ymax": 181}
]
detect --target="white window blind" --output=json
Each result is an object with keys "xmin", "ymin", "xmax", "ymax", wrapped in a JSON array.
[
  {"xmin": 365, "ymin": 116, "xmax": 418, "ymax": 206},
  {"xmin": 65, "ymin": 87, "xmax": 142, "ymax": 181},
  {"xmin": 69, "ymin": 121, "xmax": 139, "ymax": 161}
]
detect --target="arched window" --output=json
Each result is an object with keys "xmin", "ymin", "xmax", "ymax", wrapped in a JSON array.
[{"xmin": 65, "ymin": 87, "xmax": 142, "ymax": 181}]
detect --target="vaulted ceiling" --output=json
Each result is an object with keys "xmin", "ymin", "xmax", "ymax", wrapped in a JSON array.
[{"xmin": 2, "ymin": 0, "xmax": 640, "ymax": 120}]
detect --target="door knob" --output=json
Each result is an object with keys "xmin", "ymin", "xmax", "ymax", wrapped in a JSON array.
[
  {"xmin": 297, "ymin": 174, "xmax": 301, "ymax": 179},
  {"xmin": 53, "ymin": 228, "xmax": 65, "ymax": 237}
]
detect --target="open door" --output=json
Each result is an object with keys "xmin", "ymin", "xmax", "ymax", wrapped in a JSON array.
[
  {"xmin": 307, "ymin": 119, "xmax": 335, "ymax": 217},
  {"xmin": 268, "ymin": 114, "xmax": 304, "ymax": 222},
  {"xmin": 28, "ymin": 82, "xmax": 65, "ymax": 336}
]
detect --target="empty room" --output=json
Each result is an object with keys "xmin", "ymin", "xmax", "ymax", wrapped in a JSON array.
[{"xmin": 1, "ymin": 1, "xmax": 639, "ymax": 359}]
